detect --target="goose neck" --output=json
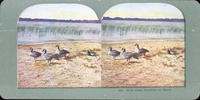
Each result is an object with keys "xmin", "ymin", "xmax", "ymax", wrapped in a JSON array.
[
  {"xmin": 57, "ymin": 46, "xmax": 60, "ymax": 51},
  {"xmin": 43, "ymin": 50, "xmax": 47, "ymax": 54},
  {"xmin": 30, "ymin": 48, "xmax": 33, "ymax": 52},
  {"xmin": 120, "ymin": 49, "xmax": 125, "ymax": 55},
  {"xmin": 136, "ymin": 45, "xmax": 140, "ymax": 50},
  {"xmin": 109, "ymin": 48, "xmax": 112, "ymax": 52}
]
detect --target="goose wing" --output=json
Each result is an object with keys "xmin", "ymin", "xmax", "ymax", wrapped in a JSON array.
[
  {"xmin": 88, "ymin": 51, "xmax": 97, "ymax": 56},
  {"xmin": 110, "ymin": 50, "xmax": 120, "ymax": 56},
  {"xmin": 139, "ymin": 48, "xmax": 149, "ymax": 53},
  {"xmin": 131, "ymin": 53, "xmax": 140, "ymax": 59},
  {"xmin": 60, "ymin": 49, "xmax": 70, "ymax": 55},
  {"xmin": 123, "ymin": 52, "xmax": 133, "ymax": 59},
  {"xmin": 44, "ymin": 53, "xmax": 53, "ymax": 60},
  {"xmin": 31, "ymin": 51, "xmax": 41, "ymax": 57},
  {"xmin": 52, "ymin": 54, "xmax": 60, "ymax": 60},
  {"xmin": 168, "ymin": 49, "xmax": 178, "ymax": 55}
]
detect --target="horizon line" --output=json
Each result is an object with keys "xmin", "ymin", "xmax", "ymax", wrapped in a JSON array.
[
  {"xmin": 18, "ymin": 17, "xmax": 101, "ymax": 23},
  {"xmin": 102, "ymin": 17, "xmax": 184, "ymax": 22},
  {"xmin": 18, "ymin": 17, "xmax": 185, "ymax": 23}
]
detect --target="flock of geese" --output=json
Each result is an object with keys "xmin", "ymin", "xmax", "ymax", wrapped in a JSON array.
[
  {"xmin": 30, "ymin": 45, "xmax": 69, "ymax": 64},
  {"xmin": 30, "ymin": 43, "xmax": 177, "ymax": 65},
  {"xmin": 29, "ymin": 45, "xmax": 98, "ymax": 64},
  {"xmin": 108, "ymin": 43, "xmax": 149, "ymax": 62}
]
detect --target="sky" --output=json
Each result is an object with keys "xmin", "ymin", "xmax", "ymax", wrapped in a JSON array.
[
  {"xmin": 19, "ymin": 4, "xmax": 99, "ymax": 20},
  {"xmin": 103, "ymin": 3, "xmax": 184, "ymax": 19},
  {"xmin": 20, "ymin": 3, "xmax": 184, "ymax": 20}
]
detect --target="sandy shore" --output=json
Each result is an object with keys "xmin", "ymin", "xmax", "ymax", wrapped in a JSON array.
[
  {"xmin": 17, "ymin": 40, "xmax": 185, "ymax": 88},
  {"xmin": 17, "ymin": 42, "xmax": 102, "ymax": 88},
  {"xmin": 101, "ymin": 40, "xmax": 185, "ymax": 87}
]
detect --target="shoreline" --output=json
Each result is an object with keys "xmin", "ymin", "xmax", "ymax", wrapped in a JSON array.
[{"xmin": 17, "ymin": 39, "xmax": 184, "ymax": 45}]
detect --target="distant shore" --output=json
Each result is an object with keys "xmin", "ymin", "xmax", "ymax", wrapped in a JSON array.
[
  {"xmin": 18, "ymin": 17, "xmax": 185, "ymax": 23},
  {"xmin": 102, "ymin": 17, "xmax": 184, "ymax": 22},
  {"xmin": 18, "ymin": 39, "xmax": 184, "ymax": 45}
]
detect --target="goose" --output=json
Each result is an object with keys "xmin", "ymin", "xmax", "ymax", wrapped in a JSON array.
[
  {"xmin": 108, "ymin": 47, "xmax": 120, "ymax": 60},
  {"xmin": 29, "ymin": 47, "xmax": 41, "ymax": 62},
  {"xmin": 135, "ymin": 43, "xmax": 149, "ymax": 56},
  {"xmin": 42, "ymin": 49, "xmax": 59, "ymax": 64},
  {"xmin": 87, "ymin": 50, "xmax": 97, "ymax": 56},
  {"xmin": 121, "ymin": 48, "xmax": 139, "ymax": 62},
  {"xmin": 167, "ymin": 49, "xmax": 178, "ymax": 55},
  {"xmin": 56, "ymin": 45, "xmax": 70, "ymax": 58}
]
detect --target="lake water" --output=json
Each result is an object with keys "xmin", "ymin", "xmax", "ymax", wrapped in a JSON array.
[
  {"xmin": 102, "ymin": 20, "xmax": 184, "ymax": 42},
  {"xmin": 17, "ymin": 20, "xmax": 184, "ymax": 44},
  {"xmin": 17, "ymin": 21, "xmax": 101, "ymax": 44}
]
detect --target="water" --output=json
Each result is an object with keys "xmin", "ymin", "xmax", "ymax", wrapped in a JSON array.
[
  {"xmin": 102, "ymin": 20, "xmax": 184, "ymax": 42},
  {"xmin": 17, "ymin": 21, "xmax": 101, "ymax": 44},
  {"xmin": 18, "ymin": 20, "xmax": 184, "ymax": 44}
]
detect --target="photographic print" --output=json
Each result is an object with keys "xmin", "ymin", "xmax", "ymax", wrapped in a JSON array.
[
  {"xmin": 17, "ymin": 4, "xmax": 101, "ymax": 88},
  {"xmin": 101, "ymin": 3, "xmax": 185, "ymax": 87}
]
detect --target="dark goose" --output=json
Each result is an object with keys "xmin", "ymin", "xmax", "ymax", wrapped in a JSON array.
[
  {"xmin": 135, "ymin": 43, "xmax": 149, "ymax": 56},
  {"xmin": 121, "ymin": 48, "xmax": 139, "ymax": 62},
  {"xmin": 29, "ymin": 47, "xmax": 41, "ymax": 62},
  {"xmin": 87, "ymin": 50, "xmax": 97, "ymax": 56},
  {"xmin": 42, "ymin": 49, "xmax": 59, "ymax": 64},
  {"xmin": 56, "ymin": 45, "xmax": 70, "ymax": 58},
  {"xmin": 167, "ymin": 49, "xmax": 178, "ymax": 55},
  {"xmin": 108, "ymin": 47, "xmax": 121, "ymax": 60}
]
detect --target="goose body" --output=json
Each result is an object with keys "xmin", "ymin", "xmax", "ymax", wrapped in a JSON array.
[
  {"xmin": 108, "ymin": 47, "xmax": 121, "ymax": 59},
  {"xmin": 56, "ymin": 45, "xmax": 70, "ymax": 58},
  {"xmin": 167, "ymin": 49, "xmax": 178, "ymax": 55},
  {"xmin": 121, "ymin": 48, "xmax": 139, "ymax": 61},
  {"xmin": 42, "ymin": 49, "xmax": 59, "ymax": 64},
  {"xmin": 135, "ymin": 44, "xmax": 149, "ymax": 56},
  {"xmin": 87, "ymin": 50, "xmax": 97, "ymax": 56},
  {"xmin": 30, "ymin": 47, "xmax": 41, "ymax": 62}
]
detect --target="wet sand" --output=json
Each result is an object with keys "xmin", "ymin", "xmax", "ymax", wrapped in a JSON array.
[{"xmin": 17, "ymin": 40, "xmax": 185, "ymax": 88}]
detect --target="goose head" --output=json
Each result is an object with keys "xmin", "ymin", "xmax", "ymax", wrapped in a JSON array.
[
  {"xmin": 135, "ymin": 43, "xmax": 140, "ymax": 49},
  {"xmin": 42, "ymin": 49, "xmax": 47, "ymax": 54},
  {"xmin": 30, "ymin": 47, "xmax": 33, "ymax": 52},
  {"xmin": 108, "ymin": 47, "xmax": 112, "ymax": 51},
  {"xmin": 121, "ymin": 48, "xmax": 126, "ymax": 53},
  {"xmin": 56, "ymin": 45, "xmax": 60, "ymax": 50},
  {"xmin": 87, "ymin": 50, "xmax": 90, "ymax": 54}
]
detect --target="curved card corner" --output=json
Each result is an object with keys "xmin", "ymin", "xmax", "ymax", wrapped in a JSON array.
[{"xmin": 0, "ymin": 0, "xmax": 4, "ymax": 5}]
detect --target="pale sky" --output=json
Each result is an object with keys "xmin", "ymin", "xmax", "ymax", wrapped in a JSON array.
[
  {"xmin": 103, "ymin": 3, "xmax": 184, "ymax": 19},
  {"xmin": 19, "ymin": 4, "xmax": 99, "ymax": 20}
]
